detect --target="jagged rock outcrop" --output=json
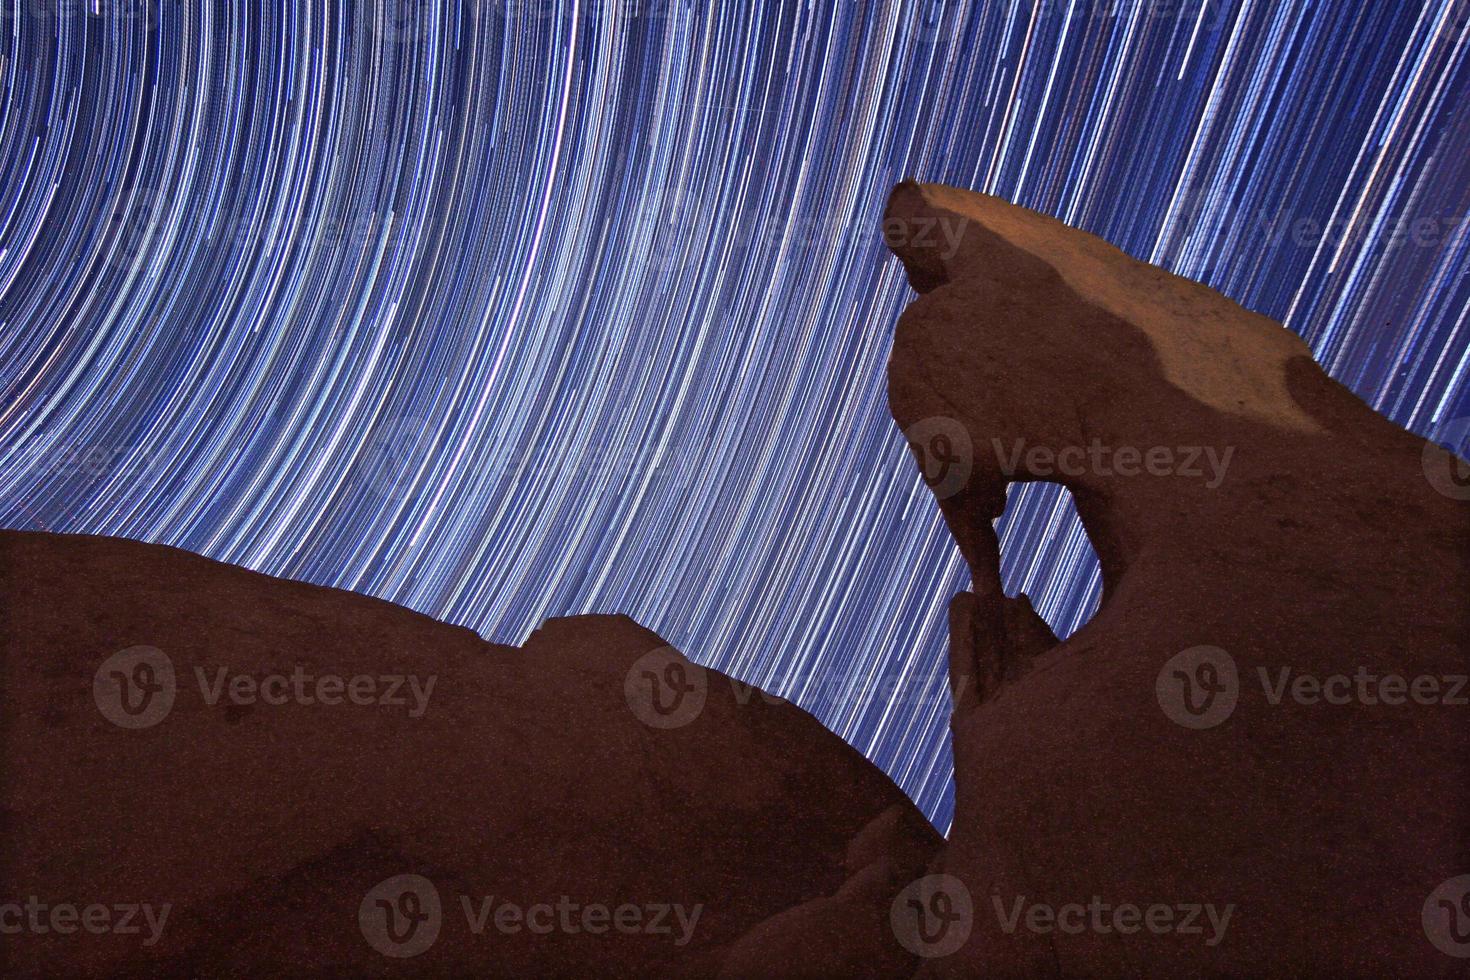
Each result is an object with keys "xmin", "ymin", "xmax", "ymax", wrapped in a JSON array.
[
  {"xmin": 0, "ymin": 531, "xmax": 939, "ymax": 977},
  {"xmin": 885, "ymin": 181, "xmax": 1470, "ymax": 976}
]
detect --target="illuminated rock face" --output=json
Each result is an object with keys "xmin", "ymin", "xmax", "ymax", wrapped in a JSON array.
[
  {"xmin": 885, "ymin": 181, "xmax": 1470, "ymax": 976},
  {"xmin": 0, "ymin": 530, "xmax": 938, "ymax": 977}
]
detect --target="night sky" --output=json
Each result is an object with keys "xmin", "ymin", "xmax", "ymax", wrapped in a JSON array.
[{"xmin": 2, "ymin": 0, "xmax": 1467, "ymax": 829}]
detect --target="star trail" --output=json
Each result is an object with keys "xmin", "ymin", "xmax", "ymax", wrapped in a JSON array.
[{"xmin": 2, "ymin": 0, "xmax": 1467, "ymax": 829}]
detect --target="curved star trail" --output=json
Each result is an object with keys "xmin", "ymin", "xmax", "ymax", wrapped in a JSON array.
[{"xmin": 2, "ymin": 1, "xmax": 1467, "ymax": 829}]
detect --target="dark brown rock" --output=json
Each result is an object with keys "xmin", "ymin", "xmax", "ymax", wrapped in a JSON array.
[
  {"xmin": 0, "ymin": 530, "xmax": 939, "ymax": 977},
  {"xmin": 885, "ymin": 180, "xmax": 1470, "ymax": 976}
]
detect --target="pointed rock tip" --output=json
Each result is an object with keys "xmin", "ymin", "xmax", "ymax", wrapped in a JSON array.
[{"xmin": 882, "ymin": 180, "xmax": 1323, "ymax": 434}]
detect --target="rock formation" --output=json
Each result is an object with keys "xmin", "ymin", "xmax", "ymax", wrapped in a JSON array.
[
  {"xmin": 3, "ymin": 183, "xmax": 1467, "ymax": 978},
  {"xmin": 0, "ymin": 531, "xmax": 939, "ymax": 977},
  {"xmin": 885, "ymin": 180, "xmax": 1470, "ymax": 976}
]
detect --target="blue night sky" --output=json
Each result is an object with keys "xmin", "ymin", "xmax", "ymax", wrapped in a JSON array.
[{"xmin": 2, "ymin": 1, "xmax": 1467, "ymax": 829}]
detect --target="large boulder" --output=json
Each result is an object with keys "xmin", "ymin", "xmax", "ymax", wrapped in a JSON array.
[
  {"xmin": 0, "ymin": 530, "xmax": 939, "ymax": 977},
  {"xmin": 884, "ymin": 181, "xmax": 1470, "ymax": 976}
]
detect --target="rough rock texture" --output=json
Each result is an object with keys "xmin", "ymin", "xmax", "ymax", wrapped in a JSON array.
[
  {"xmin": 885, "ymin": 181, "xmax": 1470, "ymax": 976},
  {"xmin": 0, "ymin": 530, "xmax": 939, "ymax": 977}
]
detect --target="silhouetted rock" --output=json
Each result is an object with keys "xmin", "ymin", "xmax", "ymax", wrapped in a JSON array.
[
  {"xmin": 885, "ymin": 180, "xmax": 1470, "ymax": 976},
  {"xmin": 0, "ymin": 530, "xmax": 939, "ymax": 977}
]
